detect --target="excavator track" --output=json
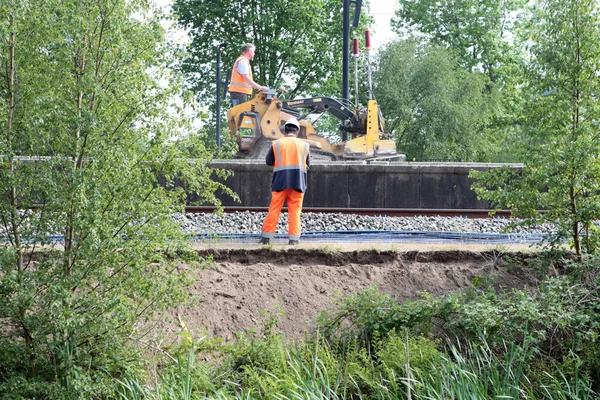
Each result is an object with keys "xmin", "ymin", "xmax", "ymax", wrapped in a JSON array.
[
  {"xmin": 309, "ymin": 149, "xmax": 337, "ymax": 162},
  {"xmin": 235, "ymin": 136, "xmax": 273, "ymax": 160}
]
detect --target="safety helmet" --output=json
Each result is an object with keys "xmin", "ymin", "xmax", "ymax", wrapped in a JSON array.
[{"xmin": 284, "ymin": 118, "xmax": 300, "ymax": 131}]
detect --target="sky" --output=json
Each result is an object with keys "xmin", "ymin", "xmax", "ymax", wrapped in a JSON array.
[
  {"xmin": 156, "ymin": 0, "xmax": 399, "ymax": 50},
  {"xmin": 367, "ymin": 0, "xmax": 398, "ymax": 49}
]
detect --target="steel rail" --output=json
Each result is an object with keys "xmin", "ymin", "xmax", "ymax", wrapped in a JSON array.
[{"xmin": 185, "ymin": 206, "xmax": 515, "ymax": 219}]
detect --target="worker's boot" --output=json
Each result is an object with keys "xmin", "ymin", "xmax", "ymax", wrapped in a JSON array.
[
  {"xmin": 288, "ymin": 239, "xmax": 299, "ymax": 245},
  {"xmin": 259, "ymin": 237, "xmax": 271, "ymax": 245}
]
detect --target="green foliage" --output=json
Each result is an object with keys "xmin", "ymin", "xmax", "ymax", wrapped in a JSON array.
[
  {"xmin": 375, "ymin": 330, "xmax": 442, "ymax": 394},
  {"xmin": 116, "ymin": 347, "xmax": 206, "ymax": 400},
  {"xmin": 388, "ymin": 0, "xmax": 531, "ymax": 162},
  {"xmin": 314, "ymin": 258, "xmax": 600, "ymax": 392},
  {"xmin": 421, "ymin": 336, "xmax": 533, "ymax": 399},
  {"xmin": 393, "ymin": 0, "xmax": 525, "ymax": 83},
  {"xmin": 471, "ymin": 0, "xmax": 600, "ymax": 259},
  {"xmin": 317, "ymin": 285, "xmax": 403, "ymax": 347},
  {"xmin": 0, "ymin": 376, "xmax": 68, "ymax": 400},
  {"xmin": 439, "ymin": 275, "xmax": 599, "ymax": 362},
  {"xmin": 0, "ymin": 0, "xmax": 230, "ymax": 397},
  {"xmin": 317, "ymin": 285, "xmax": 442, "ymax": 348},
  {"xmin": 374, "ymin": 39, "xmax": 505, "ymax": 161}
]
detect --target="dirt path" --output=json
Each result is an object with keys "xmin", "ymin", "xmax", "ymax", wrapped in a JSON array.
[
  {"xmin": 167, "ymin": 244, "xmax": 542, "ymax": 342},
  {"xmin": 191, "ymin": 241, "xmax": 539, "ymax": 253}
]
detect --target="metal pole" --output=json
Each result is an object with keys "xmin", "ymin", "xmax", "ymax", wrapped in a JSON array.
[
  {"xmin": 342, "ymin": 0, "xmax": 350, "ymax": 141},
  {"xmin": 364, "ymin": 30, "xmax": 372, "ymax": 100},
  {"xmin": 215, "ymin": 43, "xmax": 226, "ymax": 149},
  {"xmin": 353, "ymin": 37, "xmax": 359, "ymax": 107}
]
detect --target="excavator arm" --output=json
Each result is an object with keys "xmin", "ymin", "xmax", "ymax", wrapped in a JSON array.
[
  {"xmin": 282, "ymin": 96, "xmax": 396, "ymax": 158},
  {"xmin": 282, "ymin": 97, "xmax": 371, "ymax": 137},
  {"xmin": 282, "ymin": 97, "xmax": 355, "ymax": 121}
]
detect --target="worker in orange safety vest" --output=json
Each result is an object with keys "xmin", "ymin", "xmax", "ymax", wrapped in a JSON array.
[
  {"xmin": 260, "ymin": 118, "xmax": 310, "ymax": 245},
  {"xmin": 228, "ymin": 43, "xmax": 269, "ymax": 107}
]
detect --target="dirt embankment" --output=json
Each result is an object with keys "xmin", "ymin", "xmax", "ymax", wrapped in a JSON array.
[{"xmin": 168, "ymin": 249, "xmax": 542, "ymax": 342}]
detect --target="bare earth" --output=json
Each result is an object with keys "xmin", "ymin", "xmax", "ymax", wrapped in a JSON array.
[{"xmin": 165, "ymin": 242, "xmax": 542, "ymax": 342}]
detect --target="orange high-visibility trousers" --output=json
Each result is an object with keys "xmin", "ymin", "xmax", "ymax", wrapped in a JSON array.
[{"xmin": 261, "ymin": 189, "xmax": 305, "ymax": 241}]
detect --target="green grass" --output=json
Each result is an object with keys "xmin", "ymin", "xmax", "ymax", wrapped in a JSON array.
[{"xmin": 115, "ymin": 336, "xmax": 596, "ymax": 399}]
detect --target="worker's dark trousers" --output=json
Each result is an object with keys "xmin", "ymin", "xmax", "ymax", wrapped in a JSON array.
[{"xmin": 230, "ymin": 92, "xmax": 249, "ymax": 107}]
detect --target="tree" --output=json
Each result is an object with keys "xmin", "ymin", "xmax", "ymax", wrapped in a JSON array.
[
  {"xmin": 172, "ymin": 0, "xmax": 371, "ymax": 100},
  {"xmin": 471, "ymin": 0, "xmax": 600, "ymax": 260},
  {"xmin": 374, "ymin": 39, "xmax": 501, "ymax": 161},
  {"xmin": 0, "ymin": 0, "xmax": 229, "ymax": 396},
  {"xmin": 392, "ymin": 0, "xmax": 525, "ymax": 83}
]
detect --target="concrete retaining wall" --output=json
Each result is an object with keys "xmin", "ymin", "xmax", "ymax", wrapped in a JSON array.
[{"xmin": 190, "ymin": 160, "xmax": 523, "ymax": 209}]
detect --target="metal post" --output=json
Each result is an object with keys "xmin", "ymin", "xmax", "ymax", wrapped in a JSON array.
[
  {"xmin": 215, "ymin": 43, "xmax": 226, "ymax": 149},
  {"xmin": 342, "ymin": 0, "xmax": 350, "ymax": 103},
  {"xmin": 353, "ymin": 37, "xmax": 359, "ymax": 107},
  {"xmin": 344, "ymin": 0, "xmax": 362, "ymax": 141},
  {"xmin": 364, "ymin": 30, "xmax": 372, "ymax": 99}
]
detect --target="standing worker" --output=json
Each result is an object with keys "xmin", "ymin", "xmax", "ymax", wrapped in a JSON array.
[
  {"xmin": 260, "ymin": 118, "xmax": 310, "ymax": 245},
  {"xmin": 228, "ymin": 43, "xmax": 269, "ymax": 107}
]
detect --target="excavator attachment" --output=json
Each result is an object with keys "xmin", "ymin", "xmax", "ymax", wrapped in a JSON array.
[{"xmin": 339, "ymin": 100, "xmax": 398, "ymax": 159}]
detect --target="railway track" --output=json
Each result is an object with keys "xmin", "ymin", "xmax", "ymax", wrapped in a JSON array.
[{"xmin": 185, "ymin": 206, "xmax": 513, "ymax": 219}]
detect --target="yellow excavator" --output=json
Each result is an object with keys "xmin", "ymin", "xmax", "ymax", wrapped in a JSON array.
[{"xmin": 226, "ymin": 89, "xmax": 399, "ymax": 161}]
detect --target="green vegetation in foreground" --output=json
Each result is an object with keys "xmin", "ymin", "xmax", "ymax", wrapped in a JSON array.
[
  {"xmin": 109, "ymin": 251, "xmax": 600, "ymax": 400},
  {"xmin": 0, "ymin": 0, "xmax": 234, "ymax": 398}
]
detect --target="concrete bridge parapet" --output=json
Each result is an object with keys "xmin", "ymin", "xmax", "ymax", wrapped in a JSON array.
[{"xmin": 196, "ymin": 160, "xmax": 524, "ymax": 209}]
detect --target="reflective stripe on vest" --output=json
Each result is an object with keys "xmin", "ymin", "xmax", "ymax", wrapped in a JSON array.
[
  {"xmin": 229, "ymin": 56, "xmax": 253, "ymax": 95},
  {"xmin": 273, "ymin": 137, "xmax": 309, "ymax": 172}
]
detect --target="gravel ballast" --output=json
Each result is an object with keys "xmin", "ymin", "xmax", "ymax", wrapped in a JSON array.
[{"xmin": 175, "ymin": 212, "xmax": 555, "ymax": 236}]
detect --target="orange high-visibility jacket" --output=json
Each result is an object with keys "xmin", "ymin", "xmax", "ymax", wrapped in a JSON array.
[
  {"xmin": 266, "ymin": 136, "xmax": 310, "ymax": 192},
  {"xmin": 228, "ymin": 56, "xmax": 253, "ymax": 95}
]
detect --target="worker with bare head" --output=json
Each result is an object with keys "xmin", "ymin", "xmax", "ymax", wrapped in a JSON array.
[
  {"xmin": 228, "ymin": 43, "xmax": 269, "ymax": 107},
  {"xmin": 260, "ymin": 118, "xmax": 310, "ymax": 245}
]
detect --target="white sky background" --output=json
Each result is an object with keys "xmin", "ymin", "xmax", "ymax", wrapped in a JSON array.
[{"xmin": 367, "ymin": 1, "xmax": 398, "ymax": 49}]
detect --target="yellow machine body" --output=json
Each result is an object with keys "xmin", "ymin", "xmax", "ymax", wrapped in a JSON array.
[
  {"xmin": 339, "ymin": 100, "xmax": 398, "ymax": 159},
  {"xmin": 226, "ymin": 91, "xmax": 398, "ymax": 160}
]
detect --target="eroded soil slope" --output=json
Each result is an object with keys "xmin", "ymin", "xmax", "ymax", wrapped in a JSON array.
[{"xmin": 169, "ymin": 249, "xmax": 541, "ymax": 342}]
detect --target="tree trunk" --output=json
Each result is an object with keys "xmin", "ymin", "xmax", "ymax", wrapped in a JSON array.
[
  {"xmin": 64, "ymin": 36, "xmax": 87, "ymax": 276},
  {"xmin": 7, "ymin": 8, "xmax": 23, "ymax": 272}
]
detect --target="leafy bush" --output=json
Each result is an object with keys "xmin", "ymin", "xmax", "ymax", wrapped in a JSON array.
[{"xmin": 317, "ymin": 285, "xmax": 442, "ymax": 348}]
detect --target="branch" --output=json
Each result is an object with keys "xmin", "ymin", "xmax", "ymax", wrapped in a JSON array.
[{"xmin": 128, "ymin": 335, "xmax": 178, "ymax": 364}]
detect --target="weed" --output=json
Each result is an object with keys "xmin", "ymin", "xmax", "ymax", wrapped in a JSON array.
[{"xmin": 317, "ymin": 244, "xmax": 343, "ymax": 252}]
